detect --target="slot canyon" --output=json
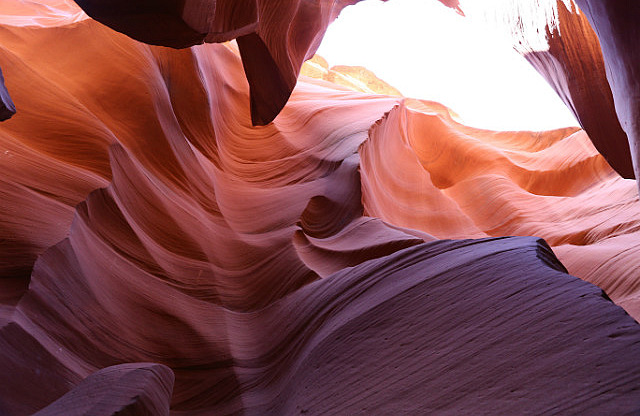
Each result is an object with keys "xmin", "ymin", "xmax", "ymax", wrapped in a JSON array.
[{"xmin": 0, "ymin": 0, "xmax": 639, "ymax": 414}]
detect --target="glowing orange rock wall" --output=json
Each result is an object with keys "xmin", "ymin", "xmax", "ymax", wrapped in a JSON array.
[{"xmin": 360, "ymin": 98, "xmax": 640, "ymax": 317}]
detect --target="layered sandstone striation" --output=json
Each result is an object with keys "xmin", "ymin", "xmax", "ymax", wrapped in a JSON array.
[
  {"xmin": 70, "ymin": 0, "xmax": 366, "ymax": 125},
  {"xmin": 361, "ymin": 99, "xmax": 640, "ymax": 317},
  {"xmin": 33, "ymin": 363, "xmax": 175, "ymax": 416},
  {"xmin": 0, "ymin": 0, "xmax": 639, "ymax": 414}
]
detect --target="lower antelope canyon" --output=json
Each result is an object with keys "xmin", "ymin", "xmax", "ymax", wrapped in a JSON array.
[{"xmin": 0, "ymin": 0, "xmax": 639, "ymax": 414}]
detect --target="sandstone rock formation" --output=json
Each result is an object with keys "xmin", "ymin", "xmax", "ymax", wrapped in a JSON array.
[
  {"xmin": 477, "ymin": 0, "xmax": 639, "ymax": 183},
  {"xmin": 70, "ymin": 0, "xmax": 366, "ymax": 125},
  {"xmin": 573, "ymin": 0, "xmax": 640, "ymax": 186},
  {"xmin": 301, "ymin": 56, "xmax": 404, "ymax": 97},
  {"xmin": 0, "ymin": 0, "xmax": 639, "ymax": 414},
  {"xmin": 361, "ymin": 98, "xmax": 640, "ymax": 317},
  {"xmin": 517, "ymin": 0, "xmax": 633, "ymax": 178},
  {"xmin": 34, "ymin": 363, "xmax": 174, "ymax": 416}
]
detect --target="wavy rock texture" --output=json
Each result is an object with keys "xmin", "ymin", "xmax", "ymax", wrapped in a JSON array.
[
  {"xmin": 0, "ymin": 0, "xmax": 639, "ymax": 415},
  {"xmin": 361, "ymin": 99, "xmax": 640, "ymax": 317},
  {"xmin": 34, "ymin": 363, "xmax": 174, "ymax": 416}
]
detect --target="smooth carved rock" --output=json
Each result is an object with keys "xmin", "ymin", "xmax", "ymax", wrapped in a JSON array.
[
  {"xmin": 72, "ymin": 0, "xmax": 363, "ymax": 125},
  {"xmin": 4, "ymin": 238, "xmax": 640, "ymax": 414},
  {"xmin": 0, "ymin": 1, "xmax": 639, "ymax": 414},
  {"xmin": 521, "ymin": 0, "xmax": 633, "ymax": 178},
  {"xmin": 1, "ymin": 0, "xmax": 640, "ymax": 320},
  {"xmin": 33, "ymin": 363, "xmax": 174, "ymax": 416},
  {"xmin": 360, "ymin": 99, "xmax": 640, "ymax": 318},
  {"xmin": 574, "ymin": 0, "xmax": 640, "ymax": 190},
  {"xmin": 301, "ymin": 56, "xmax": 404, "ymax": 96}
]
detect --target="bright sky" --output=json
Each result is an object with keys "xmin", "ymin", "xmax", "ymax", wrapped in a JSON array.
[{"xmin": 316, "ymin": 0, "xmax": 579, "ymax": 131}]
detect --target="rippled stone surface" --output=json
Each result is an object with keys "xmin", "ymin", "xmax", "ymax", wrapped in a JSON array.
[{"xmin": 0, "ymin": 1, "xmax": 639, "ymax": 414}]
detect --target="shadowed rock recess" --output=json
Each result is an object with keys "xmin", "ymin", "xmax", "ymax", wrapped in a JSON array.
[
  {"xmin": 0, "ymin": 66, "xmax": 15, "ymax": 121},
  {"xmin": 0, "ymin": 0, "xmax": 639, "ymax": 415}
]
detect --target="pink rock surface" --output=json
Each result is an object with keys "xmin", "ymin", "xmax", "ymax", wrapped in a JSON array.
[
  {"xmin": 482, "ymin": 0, "xmax": 639, "ymax": 186},
  {"xmin": 0, "ymin": 1, "xmax": 639, "ymax": 414},
  {"xmin": 361, "ymin": 99, "xmax": 640, "ymax": 316}
]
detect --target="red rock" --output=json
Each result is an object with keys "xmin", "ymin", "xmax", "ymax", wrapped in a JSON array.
[
  {"xmin": 361, "ymin": 99, "xmax": 640, "ymax": 317},
  {"xmin": 71, "ymin": 0, "xmax": 463, "ymax": 125},
  {"xmin": 0, "ymin": 1, "xmax": 639, "ymax": 414},
  {"xmin": 520, "ymin": 0, "xmax": 633, "ymax": 178},
  {"xmin": 573, "ymin": 0, "xmax": 640, "ymax": 187},
  {"xmin": 72, "ymin": 0, "xmax": 365, "ymax": 125},
  {"xmin": 3, "ymin": 237, "xmax": 640, "ymax": 414}
]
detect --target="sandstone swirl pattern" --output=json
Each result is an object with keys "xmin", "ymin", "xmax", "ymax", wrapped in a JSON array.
[{"xmin": 0, "ymin": 1, "xmax": 639, "ymax": 414}]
